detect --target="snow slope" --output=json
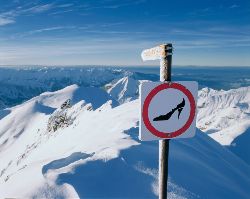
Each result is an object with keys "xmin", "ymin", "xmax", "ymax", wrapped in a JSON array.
[
  {"xmin": 105, "ymin": 78, "xmax": 250, "ymax": 166},
  {"xmin": 0, "ymin": 85, "xmax": 250, "ymax": 198},
  {"xmin": 197, "ymin": 86, "xmax": 250, "ymax": 146},
  {"xmin": 228, "ymin": 127, "xmax": 250, "ymax": 165},
  {"xmin": 105, "ymin": 77, "xmax": 140, "ymax": 104},
  {"xmin": 106, "ymin": 78, "xmax": 250, "ymax": 147},
  {"xmin": 105, "ymin": 76, "xmax": 150, "ymax": 104},
  {"xmin": 0, "ymin": 84, "xmax": 118, "ymax": 152},
  {"xmin": 105, "ymin": 77, "xmax": 250, "ymax": 143}
]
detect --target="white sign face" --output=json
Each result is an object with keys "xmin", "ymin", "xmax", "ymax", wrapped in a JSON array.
[{"xmin": 139, "ymin": 81, "xmax": 198, "ymax": 141}]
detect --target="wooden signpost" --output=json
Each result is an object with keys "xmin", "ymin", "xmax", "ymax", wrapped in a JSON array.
[{"xmin": 140, "ymin": 44, "xmax": 198, "ymax": 199}]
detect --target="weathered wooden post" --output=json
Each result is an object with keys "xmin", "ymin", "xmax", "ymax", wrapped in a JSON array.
[
  {"xmin": 141, "ymin": 43, "xmax": 173, "ymax": 199},
  {"xmin": 159, "ymin": 44, "xmax": 172, "ymax": 199}
]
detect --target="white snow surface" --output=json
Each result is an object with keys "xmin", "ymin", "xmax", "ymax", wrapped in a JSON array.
[
  {"xmin": 105, "ymin": 76, "xmax": 149, "ymax": 104},
  {"xmin": 197, "ymin": 86, "xmax": 250, "ymax": 145},
  {"xmin": 106, "ymin": 77, "xmax": 250, "ymax": 147},
  {"xmin": 0, "ymin": 84, "xmax": 250, "ymax": 198}
]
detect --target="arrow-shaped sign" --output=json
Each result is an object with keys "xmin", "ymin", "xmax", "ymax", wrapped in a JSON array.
[{"xmin": 141, "ymin": 44, "xmax": 172, "ymax": 61}]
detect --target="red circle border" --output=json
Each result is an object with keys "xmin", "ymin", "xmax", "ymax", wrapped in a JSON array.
[{"xmin": 142, "ymin": 83, "xmax": 196, "ymax": 139}]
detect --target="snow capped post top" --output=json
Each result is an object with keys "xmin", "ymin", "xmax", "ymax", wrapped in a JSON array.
[
  {"xmin": 141, "ymin": 44, "xmax": 172, "ymax": 61},
  {"xmin": 141, "ymin": 43, "xmax": 173, "ymax": 82}
]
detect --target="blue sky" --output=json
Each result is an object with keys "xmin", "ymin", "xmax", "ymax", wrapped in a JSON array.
[{"xmin": 0, "ymin": 0, "xmax": 249, "ymax": 66}]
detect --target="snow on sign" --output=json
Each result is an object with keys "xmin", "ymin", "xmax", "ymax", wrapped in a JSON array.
[
  {"xmin": 139, "ymin": 81, "xmax": 198, "ymax": 141},
  {"xmin": 141, "ymin": 44, "xmax": 167, "ymax": 61}
]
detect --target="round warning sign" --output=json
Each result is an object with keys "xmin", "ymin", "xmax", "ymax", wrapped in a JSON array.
[{"xmin": 142, "ymin": 82, "xmax": 196, "ymax": 139}]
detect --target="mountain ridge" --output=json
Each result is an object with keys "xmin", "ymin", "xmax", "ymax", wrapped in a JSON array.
[{"xmin": 0, "ymin": 84, "xmax": 249, "ymax": 198}]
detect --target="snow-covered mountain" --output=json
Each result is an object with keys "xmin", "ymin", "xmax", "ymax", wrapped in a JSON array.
[
  {"xmin": 0, "ymin": 85, "xmax": 118, "ymax": 153},
  {"xmin": 197, "ymin": 86, "xmax": 250, "ymax": 145},
  {"xmin": 0, "ymin": 67, "xmax": 131, "ymax": 109},
  {"xmin": 104, "ymin": 76, "xmax": 250, "ymax": 148},
  {"xmin": 106, "ymin": 78, "xmax": 250, "ymax": 166},
  {"xmin": 105, "ymin": 76, "xmax": 150, "ymax": 104},
  {"xmin": 197, "ymin": 86, "xmax": 250, "ymax": 165},
  {"xmin": 0, "ymin": 67, "xmax": 160, "ymax": 109},
  {"xmin": 0, "ymin": 84, "xmax": 250, "ymax": 198},
  {"xmin": 0, "ymin": 100, "xmax": 5, "ymax": 109},
  {"xmin": 104, "ymin": 77, "xmax": 250, "ymax": 146}
]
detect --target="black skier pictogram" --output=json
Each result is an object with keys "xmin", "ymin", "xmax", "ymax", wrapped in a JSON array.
[{"xmin": 153, "ymin": 98, "xmax": 185, "ymax": 121}]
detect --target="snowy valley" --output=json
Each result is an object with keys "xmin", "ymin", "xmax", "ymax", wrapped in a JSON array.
[{"xmin": 0, "ymin": 67, "xmax": 250, "ymax": 198}]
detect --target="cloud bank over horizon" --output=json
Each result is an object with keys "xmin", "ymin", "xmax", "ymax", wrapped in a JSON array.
[{"xmin": 0, "ymin": 0, "xmax": 249, "ymax": 66}]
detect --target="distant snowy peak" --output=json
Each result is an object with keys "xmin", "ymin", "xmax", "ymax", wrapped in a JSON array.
[
  {"xmin": 197, "ymin": 86, "xmax": 250, "ymax": 145},
  {"xmin": 0, "ymin": 67, "xmax": 129, "ymax": 108},
  {"xmin": 0, "ymin": 101, "xmax": 6, "ymax": 110},
  {"xmin": 105, "ymin": 76, "xmax": 148, "ymax": 104}
]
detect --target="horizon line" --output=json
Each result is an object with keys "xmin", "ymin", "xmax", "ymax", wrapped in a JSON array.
[{"xmin": 0, "ymin": 64, "xmax": 250, "ymax": 68}]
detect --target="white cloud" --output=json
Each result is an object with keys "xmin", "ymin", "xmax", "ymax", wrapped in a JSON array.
[
  {"xmin": 28, "ymin": 27, "xmax": 65, "ymax": 34},
  {"xmin": 25, "ymin": 4, "xmax": 54, "ymax": 13},
  {"xmin": 230, "ymin": 4, "xmax": 240, "ymax": 9},
  {"xmin": 0, "ymin": 17, "xmax": 15, "ymax": 26},
  {"xmin": 0, "ymin": 3, "xmax": 55, "ymax": 19},
  {"xmin": 49, "ymin": 9, "xmax": 74, "ymax": 15},
  {"xmin": 12, "ymin": 26, "xmax": 77, "ymax": 38},
  {"xmin": 1, "ymin": 35, "xmax": 250, "ymax": 66},
  {"xmin": 0, "ymin": 3, "xmax": 54, "ymax": 27},
  {"xmin": 79, "ymin": 0, "xmax": 146, "ymax": 10},
  {"xmin": 57, "ymin": 4, "xmax": 74, "ymax": 8}
]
